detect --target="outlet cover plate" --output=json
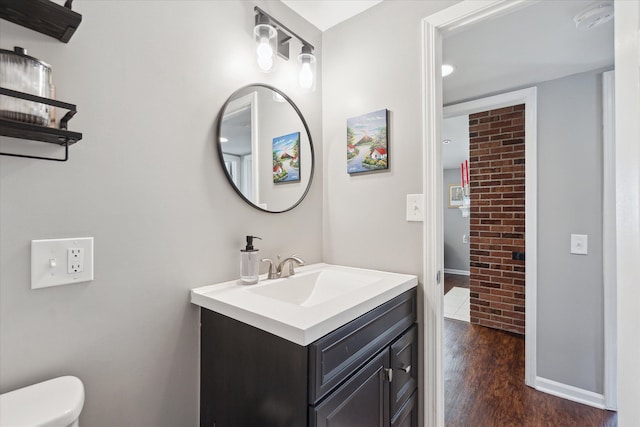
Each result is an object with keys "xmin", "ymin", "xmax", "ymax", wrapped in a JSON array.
[{"xmin": 31, "ymin": 237, "xmax": 94, "ymax": 289}]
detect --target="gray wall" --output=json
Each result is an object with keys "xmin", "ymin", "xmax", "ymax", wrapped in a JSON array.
[
  {"xmin": 322, "ymin": 0, "xmax": 454, "ymax": 276},
  {"xmin": 443, "ymin": 168, "xmax": 470, "ymax": 272},
  {"xmin": 0, "ymin": 2, "xmax": 322, "ymax": 426},
  {"xmin": 537, "ymin": 69, "xmax": 604, "ymax": 393}
]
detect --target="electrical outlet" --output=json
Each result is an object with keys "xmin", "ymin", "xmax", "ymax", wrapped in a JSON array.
[
  {"xmin": 68, "ymin": 248, "xmax": 84, "ymax": 273},
  {"xmin": 31, "ymin": 237, "xmax": 94, "ymax": 289}
]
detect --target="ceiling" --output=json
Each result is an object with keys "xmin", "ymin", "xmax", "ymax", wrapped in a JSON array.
[
  {"xmin": 443, "ymin": 0, "xmax": 614, "ymax": 105},
  {"xmin": 442, "ymin": 0, "xmax": 613, "ymax": 168},
  {"xmin": 280, "ymin": 0, "xmax": 383, "ymax": 31},
  {"xmin": 442, "ymin": 115, "xmax": 469, "ymax": 170}
]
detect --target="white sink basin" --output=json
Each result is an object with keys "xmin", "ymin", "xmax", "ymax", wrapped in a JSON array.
[
  {"xmin": 248, "ymin": 269, "xmax": 379, "ymax": 307},
  {"xmin": 191, "ymin": 263, "xmax": 417, "ymax": 345}
]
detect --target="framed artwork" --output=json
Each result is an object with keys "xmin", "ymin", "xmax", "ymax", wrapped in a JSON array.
[
  {"xmin": 347, "ymin": 109, "xmax": 389, "ymax": 174},
  {"xmin": 272, "ymin": 132, "xmax": 300, "ymax": 183},
  {"xmin": 448, "ymin": 184, "xmax": 465, "ymax": 208}
]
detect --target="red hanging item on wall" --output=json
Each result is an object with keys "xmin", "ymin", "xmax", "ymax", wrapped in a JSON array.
[{"xmin": 465, "ymin": 159, "xmax": 470, "ymax": 185}]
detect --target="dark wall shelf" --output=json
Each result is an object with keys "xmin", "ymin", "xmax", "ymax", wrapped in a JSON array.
[
  {"xmin": 0, "ymin": 0, "xmax": 82, "ymax": 43},
  {"xmin": 0, "ymin": 118, "xmax": 81, "ymax": 145},
  {"xmin": 0, "ymin": 87, "xmax": 82, "ymax": 162}
]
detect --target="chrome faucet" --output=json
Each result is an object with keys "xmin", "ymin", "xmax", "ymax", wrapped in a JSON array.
[{"xmin": 261, "ymin": 255, "xmax": 305, "ymax": 279}]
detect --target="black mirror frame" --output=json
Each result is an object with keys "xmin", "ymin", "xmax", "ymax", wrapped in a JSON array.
[{"xmin": 215, "ymin": 83, "xmax": 315, "ymax": 214}]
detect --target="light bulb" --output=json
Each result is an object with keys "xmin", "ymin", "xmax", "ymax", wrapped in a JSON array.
[
  {"xmin": 297, "ymin": 47, "xmax": 316, "ymax": 91},
  {"xmin": 257, "ymin": 55, "xmax": 273, "ymax": 72},
  {"xmin": 299, "ymin": 61, "xmax": 313, "ymax": 89},
  {"xmin": 254, "ymin": 22, "xmax": 277, "ymax": 73},
  {"xmin": 256, "ymin": 37, "xmax": 274, "ymax": 71}
]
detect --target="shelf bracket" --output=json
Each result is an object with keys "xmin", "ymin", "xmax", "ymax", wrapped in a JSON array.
[{"xmin": 1, "ymin": 140, "xmax": 69, "ymax": 162}]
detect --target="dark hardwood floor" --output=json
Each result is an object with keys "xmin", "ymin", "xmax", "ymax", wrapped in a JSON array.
[
  {"xmin": 444, "ymin": 273, "xmax": 470, "ymax": 295},
  {"xmin": 445, "ymin": 319, "xmax": 617, "ymax": 426}
]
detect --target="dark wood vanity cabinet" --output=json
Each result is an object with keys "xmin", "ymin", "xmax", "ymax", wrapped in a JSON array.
[{"xmin": 200, "ymin": 288, "xmax": 418, "ymax": 427}]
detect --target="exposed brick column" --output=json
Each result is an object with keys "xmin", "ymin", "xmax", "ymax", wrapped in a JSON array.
[{"xmin": 468, "ymin": 104, "xmax": 526, "ymax": 335}]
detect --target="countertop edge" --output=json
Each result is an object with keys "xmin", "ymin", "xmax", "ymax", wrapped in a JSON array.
[{"xmin": 190, "ymin": 264, "xmax": 418, "ymax": 346}]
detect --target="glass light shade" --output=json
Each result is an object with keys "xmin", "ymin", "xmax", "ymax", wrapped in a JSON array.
[
  {"xmin": 298, "ymin": 52, "xmax": 316, "ymax": 91},
  {"xmin": 441, "ymin": 64, "xmax": 455, "ymax": 77},
  {"xmin": 254, "ymin": 23, "xmax": 277, "ymax": 72}
]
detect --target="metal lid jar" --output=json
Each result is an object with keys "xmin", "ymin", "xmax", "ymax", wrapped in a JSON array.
[{"xmin": 0, "ymin": 46, "xmax": 52, "ymax": 126}]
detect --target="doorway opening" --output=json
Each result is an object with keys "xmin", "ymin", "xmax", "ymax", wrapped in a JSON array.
[
  {"xmin": 442, "ymin": 97, "xmax": 530, "ymax": 334},
  {"xmin": 421, "ymin": 1, "xmax": 617, "ymax": 425}
]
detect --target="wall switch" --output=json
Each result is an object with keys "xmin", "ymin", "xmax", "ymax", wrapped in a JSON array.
[
  {"xmin": 462, "ymin": 234, "xmax": 469, "ymax": 244},
  {"xmin": 406, "ymin": 194, "xmax": 424, "ymax": 222},
  {"xmin": 31, "ymin": 237, "xmax": 94, "ymax": 289},
  {"xmin": 570, "ymin": 234, "xmax": 588, "ymax": 255}
]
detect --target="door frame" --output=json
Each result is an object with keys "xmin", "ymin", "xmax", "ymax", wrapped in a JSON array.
[
  {"xmin": 444, "ymin": 85, "xmax": 538, "ymax": 383},
  {"xmin": 420, "ymin": 2, "xmax": 534, "ymax": 425},
  {"xmin": 421, "ymin": 0, "xmax": 634, "ymax": 425},
  {"xmin": 602, "ymin": 70, "xmax": 616, "ymax": 410}
]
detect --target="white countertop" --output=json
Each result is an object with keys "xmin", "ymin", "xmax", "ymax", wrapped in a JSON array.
[{"xmin": 190, "ymin": 263, "xmax": 418, "ymax": 346}]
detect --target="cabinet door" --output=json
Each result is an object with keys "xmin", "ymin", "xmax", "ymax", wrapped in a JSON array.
[{"xmin": 310, "ymin": 350, "xmax": 390, "ymax": 427}]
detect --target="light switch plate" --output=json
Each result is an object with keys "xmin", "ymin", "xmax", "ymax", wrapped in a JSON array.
[
  {"xmin": 406, "ymin": 194, "xmax": 424, "ymax": 222},
  {"xmin": 570, "ymin": 234, "xmax": 588, "ymax": 255},
  {"xmin": 31, "ymin": 237, "xmax": 94, "ymax": 289}
]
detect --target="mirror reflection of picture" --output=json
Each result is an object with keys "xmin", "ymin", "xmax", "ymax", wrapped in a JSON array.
[
  {"xmin": 448, "ymin": 184, "xmax": 464, "ymax": 208},
  {"xmin": 272, "ymin": 131, "xmax": 301, "ymax": 183}
]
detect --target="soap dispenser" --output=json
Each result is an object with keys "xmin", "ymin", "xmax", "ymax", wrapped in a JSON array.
[{"xmin": 240, "ymin": 236, "xmax": 261, "ymax": 284}]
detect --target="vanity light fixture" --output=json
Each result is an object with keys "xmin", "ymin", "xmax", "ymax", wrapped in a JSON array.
[
  {"xmin": 254, "ymin": 13, "xmax": 278, "ymax": 72},
  {"xmin": 254, "ymin": 7, "xmax": 316, "ymax": 91},
  {"xmin": 442, "ymin": 64, "xmax": 455, "ymax": 77}
]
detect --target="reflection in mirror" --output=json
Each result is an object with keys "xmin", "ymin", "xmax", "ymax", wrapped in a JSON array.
[{"xmin": 217, "ymin": 84, "xmax": 314, "ymax": 213}]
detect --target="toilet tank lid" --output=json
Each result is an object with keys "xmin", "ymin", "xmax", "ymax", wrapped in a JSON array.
[{"xmin": 0, "ymin": 376, "xmax": 85, "ymax": 427}]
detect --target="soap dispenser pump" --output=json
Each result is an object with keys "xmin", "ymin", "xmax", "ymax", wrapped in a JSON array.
[{"xmin": 240, "ymin": 235, "xmax": 261, "ymax": 284}]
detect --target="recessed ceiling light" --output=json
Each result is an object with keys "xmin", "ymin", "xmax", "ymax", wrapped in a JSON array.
[
  {"xmin": 442, "ymin": 139, "xmax": 451, "ymax": 144},
  {"xmin": 442, "ymin": 64, "xmax": 455, "ymax": 77}
]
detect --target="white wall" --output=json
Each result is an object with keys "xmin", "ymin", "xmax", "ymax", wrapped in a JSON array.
[{"xmin": 0, "ymin": 2, "xmax": 322, "ymax": 426}]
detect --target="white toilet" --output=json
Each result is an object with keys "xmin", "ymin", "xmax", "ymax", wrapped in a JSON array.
[{"xmin": 0, "ymin": 376, "xmax": 84, "ymax": 427}]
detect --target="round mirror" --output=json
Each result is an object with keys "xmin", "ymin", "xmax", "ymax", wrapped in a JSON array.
[{"xmin": 216, "ymin": 84, "xmax": 315, "ymax": 213}]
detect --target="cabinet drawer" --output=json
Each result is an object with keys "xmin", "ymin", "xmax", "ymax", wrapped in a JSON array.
[
  {"xmin": 309, "ymin": 288, "xmax": 416, "ymax": 404},
  {"xmin": 390, "ymin": 324, "xmax": 418, "ymax": 416},
  {"xmin": 391, "ymin": 390, "xmax": 418, "ymax": 427}
]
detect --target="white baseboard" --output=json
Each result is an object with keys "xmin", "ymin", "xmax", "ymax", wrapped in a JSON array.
[
  {"xmin": 535, "ymin": 377, "xmax": 605, "ymax": 409},
  {"xmin": 443, "ymin": 268, "xmax": 470, "ymax": 276}
]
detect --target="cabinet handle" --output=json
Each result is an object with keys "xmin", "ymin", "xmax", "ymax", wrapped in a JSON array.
[
  {"xmin": 400, "ymin": 365, "xmax": 411, "ymax": 374},
  {"xmin": 384, "ymin": 368, "xmax": 393, "ymax": 382}
]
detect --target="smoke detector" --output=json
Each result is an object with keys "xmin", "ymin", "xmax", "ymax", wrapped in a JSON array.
[{"xmin": 574, "ymin": 1, "xmax": 614, "ymax": 30}]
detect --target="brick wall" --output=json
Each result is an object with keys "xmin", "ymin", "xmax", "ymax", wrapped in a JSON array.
[{"xmin": 468, "ymin": 104, "xmax": 526, "ymax": 335}]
